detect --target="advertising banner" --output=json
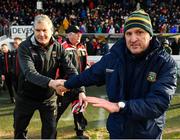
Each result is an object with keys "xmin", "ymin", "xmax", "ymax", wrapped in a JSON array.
[{"xmin": 10, "ymin": 25, "xmax": 33, "ymax": 39}]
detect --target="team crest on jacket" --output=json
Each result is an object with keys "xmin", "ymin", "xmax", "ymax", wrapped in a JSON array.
[
  {"xmin": 147, "ymin": 72, "xmax": 157, "ymax": 82},
  {"xmin": 52, "ymin": 51, "xmax": 57, "ymax": 57}
]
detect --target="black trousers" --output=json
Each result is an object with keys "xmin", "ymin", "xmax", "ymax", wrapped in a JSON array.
[
  {"xmin": 14, "ymin": 94, "xmax": 57, "ymax": 139},
  {"xmin": 12, "ymin": 74, "xmax": 18, "ymax": 94},
  {"xmin": 4, "ymin": 73, "xmax": 14, "ymax": 100},
  {"xmin": 56, "ymin": 92, "xmax": 87, "ymax": 135}
]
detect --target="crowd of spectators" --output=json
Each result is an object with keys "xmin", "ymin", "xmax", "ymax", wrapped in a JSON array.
[
  {"xmin": 0, "ymin": 0, "xmax": 179, "ymax": 55},
  {"xmin": 0, "ymin": 0, "xmax": 179, "ymax": 36}
]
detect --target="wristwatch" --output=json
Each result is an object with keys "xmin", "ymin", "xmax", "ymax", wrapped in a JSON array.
[{"xmin": 117, "ymin": 101, "xmax": 126, "ymax": 109}]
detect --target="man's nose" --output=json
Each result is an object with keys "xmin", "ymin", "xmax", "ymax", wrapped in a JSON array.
[
  {"xmin": 39, "ymin": 31, "xmax": 45, "ymax": 36},
  {"xmin": 130, "ymin": 34, "xmax": 138, "ymax": 42}
]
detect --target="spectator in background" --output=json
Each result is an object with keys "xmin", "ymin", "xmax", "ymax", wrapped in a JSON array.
[
  {"xmin": 162, "ymin": 39, "xmax": 172, "ymax": 54},
  {"xmin": 91, "ymin": 37, "xmax": 103, "ymax": 55},
  {"xmin": 171, "ymin": 37, "xmax": 180, "ymax": 55},
  {"xmin": 0, "ymin": 0, "xmax": 179, "ymax": 36},
  {"xmin": 169, "ymin": 25, "xmax": 178, "ymax": 33},
  {"xmin": 56, "ymin": 25, "xmax": 89, "ymax": 139},
  {"xmin": 100, "ymin": 40, "xmax": 109, "ymax": 55},
  {"xmin": 11, "ymin": 37, "xmax": 22, "ymax": 93},
  {"xmin": 63, "ymin": 16, "xmax": 70, "ymax": 31},
  {"xmin": 0, "ymin": 43, "xmax": 15, "ymax": 103},
  {"xmin": 79, "ymin": 21, "xmax": 87, "ymax": 33},
  {"xmin": 85, "ymin": 37, "xmax": 96, "ymax": 55},
  {"xmin": 56, "ymin": 9, "xmax": 177, "ymax": 139},
  {"xmin": 108, "ymin": 25, "xmax": 115, "ymax": 34}
]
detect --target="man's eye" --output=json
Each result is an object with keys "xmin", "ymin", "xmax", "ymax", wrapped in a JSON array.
[
  {"xmin": 138, "ymin": 31, "xmax": 144, "ymax": 34},
  {"xmin": 126, "ymin": 32, "xmax": 131, "ymax": 36}
]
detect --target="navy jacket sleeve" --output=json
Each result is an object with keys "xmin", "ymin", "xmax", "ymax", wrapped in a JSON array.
[{"xmin": 64, "ymin": 54, "xmax": 110, "ymax": 88}]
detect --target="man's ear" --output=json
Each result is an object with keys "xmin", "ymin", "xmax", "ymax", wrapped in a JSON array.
[{"xmin": 51, "ymin": 27, "xmax": 54, "ymax": 35}]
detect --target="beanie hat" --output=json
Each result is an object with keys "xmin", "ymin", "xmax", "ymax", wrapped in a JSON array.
[{"xmin": 124, "ymin": 9, "xmax": 153, "ymax": 36}]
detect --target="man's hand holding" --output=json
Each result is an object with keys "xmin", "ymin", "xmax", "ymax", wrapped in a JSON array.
[
  {"xmin": 79, "ymin": 92, "xmax": 88, "ymax": 112},
  {"xmin": 56, "ymin": 85, "xmax": 70, "ymax": 96},
  {"xmin": 48, "ymin": 79, "xmax": 69, "ymax": 96}
]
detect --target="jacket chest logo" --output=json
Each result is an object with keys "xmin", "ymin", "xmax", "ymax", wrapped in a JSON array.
[{"xmin": 147, "ymin": 72, "xmax": 157, "ymax": 82}]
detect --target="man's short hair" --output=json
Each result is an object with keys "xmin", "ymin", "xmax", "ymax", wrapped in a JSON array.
[
  {"xmin": 1, "ymin": 43, "xmax": 8, "ymax": 47},
  {"xmin": 33, "ymin": 14, "xmax": 54, "ymax": 32},
  {"xmin": 14, "ymin": 37, "xmax": 22, "ymax": 41}
]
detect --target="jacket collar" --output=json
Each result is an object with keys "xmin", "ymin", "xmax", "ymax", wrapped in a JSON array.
[{"xmin": 30, "ymin": 34, "xmax": 55, "ymax": 50}]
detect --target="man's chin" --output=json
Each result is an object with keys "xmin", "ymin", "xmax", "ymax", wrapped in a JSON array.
[
  {"xmin": 130, "ymin": 49, "xmax": 141, "ymax": 55},
  {"xmin": 38, "ymin": 41, "xmax": 48, "ymax": 47}
]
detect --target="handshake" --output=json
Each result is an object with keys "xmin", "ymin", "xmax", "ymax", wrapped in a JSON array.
[
  {"xmin": 48, "ymin": 79, "xmax": 118, "ymax": 113},
  {"xmin": 48, "ymin": 79, "xmax": 69, "ymax": 96}
]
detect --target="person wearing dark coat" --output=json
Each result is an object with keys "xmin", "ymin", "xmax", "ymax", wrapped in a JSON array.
[
  {"xmin": 56, "ymin": 26, "xmax": 89, "ymax": 139},
  {"xmin": 13, "ymin": 14, "xmax": 78, "ymax": 139},
  {"xmin": 0, "ymin": 43, "xmax": 15, "ymax": 103},
  {"xmin": 56, "ymin": 10, "xmax": 177, "ymax": 139}
]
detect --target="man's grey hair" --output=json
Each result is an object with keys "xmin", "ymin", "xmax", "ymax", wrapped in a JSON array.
[{"xmin": 33, "ymin": 14, "xmax": 54, "ymax": 32}]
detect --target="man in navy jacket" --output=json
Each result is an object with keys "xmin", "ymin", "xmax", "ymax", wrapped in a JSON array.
[{"xmin": 57, "ymin": 10, "xmax": 177, "ymax": 139}]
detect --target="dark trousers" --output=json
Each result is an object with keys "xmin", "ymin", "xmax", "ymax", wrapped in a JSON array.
[
  {"xmin": 12, "ymin": 74, "xmax": 18, "ymax": 93},
  {"xmin": 4, "ymin": 73, "xmax": 14, "ymax": 101},
  {"xmin": 56, "ymin": 92, "xmax": 87, "ymax": 135},
  {"xmin": 14, "ymin": 94, "xmax": 57, "ymax": 139}
]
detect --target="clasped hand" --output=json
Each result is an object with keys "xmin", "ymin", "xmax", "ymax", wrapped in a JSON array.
[{"xmin": 48, "ymin": 79, "xmax": 69, "ymax": 96}]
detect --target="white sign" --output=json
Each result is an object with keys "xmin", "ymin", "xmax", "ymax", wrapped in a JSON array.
[
  {"xmin": 10, "ymin": 26, "xmax": 33, "ymax": 39},
  {"xmin": 37, "ymin": 1, "xmax": 43, "ymax": 10}
]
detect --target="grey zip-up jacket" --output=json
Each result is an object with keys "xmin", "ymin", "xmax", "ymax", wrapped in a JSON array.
[{"xmin": 17, "ymin": 35, "xmax": 78, "ymax": 101}]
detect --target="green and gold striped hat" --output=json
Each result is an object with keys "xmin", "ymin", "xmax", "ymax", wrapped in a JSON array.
[{"xmin": 124, "ymin": 9, "xmax": 153, "ymax": 36}]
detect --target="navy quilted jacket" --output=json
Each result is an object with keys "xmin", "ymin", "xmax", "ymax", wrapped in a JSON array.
[{"xmin": 65, "ymin": 37, "xmax": 177, "ymax": 138}]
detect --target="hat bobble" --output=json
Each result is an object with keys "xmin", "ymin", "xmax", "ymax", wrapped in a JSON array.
[{"xmin": 124, "ymin": 9, "xmax": 153, "ymax": 36}]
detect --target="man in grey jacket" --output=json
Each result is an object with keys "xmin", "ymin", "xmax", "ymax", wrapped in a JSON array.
[{"xmin": 14, "ymin": 14, "xmax": 78, "ymax": 139}]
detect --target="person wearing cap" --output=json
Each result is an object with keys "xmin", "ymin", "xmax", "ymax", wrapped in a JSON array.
[
  {"xmin": 56, "ymin": 9, "xmax": 177, "ymax": 139},
  {"xmin": 56, "ymin": 25, "xmax": 89, "ymax": 139},
  {"xmin": 162, "ymin": 39, "xmax": 172, "ymax": 55}
]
